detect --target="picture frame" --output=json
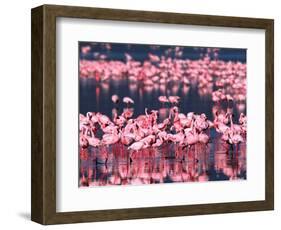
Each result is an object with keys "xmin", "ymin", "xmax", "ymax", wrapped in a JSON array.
[{"xmin": 31, "ymin": 4, "xmax": 274, "ymax": 225}]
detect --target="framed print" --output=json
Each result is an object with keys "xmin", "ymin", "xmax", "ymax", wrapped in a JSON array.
[{"xmin": 31, "ymin": 4, "xmax": 274, "ymax": 225}]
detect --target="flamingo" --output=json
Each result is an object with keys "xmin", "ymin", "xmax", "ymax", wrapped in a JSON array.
[
  {"xmin": 168, "ymin": 96, "xmax": 180, "ymax": 105},
  {"xmin": 167, "ymin": 131, "xmax": 185, "ymax": 145},
  {"xmin": 158, "ymin": 95, "xmax": 169, "ymax": 106},
  {"xmin": 229, "ymin": 113, "xmax": 242, "ymax": 133},
  {"xmin": 239, "ymin": 113, "xmax": 247, "ymax": 125},
  {"xmin": 198, "ymin": 132, "xmax": 209, "ymax": 144},
  {"xmin": 228, "ymin": 131, "xmax": 244, "ymax": 145},
  {"xmin": 96, "ymin": 113, "xmax": 111, "ymax": 127},
  {"xmin": 101, "ymin": 124, "xmax": 118, "ymax": 134},
  {"xmin": 152, "ymin": 136, "xmax": 164, "ymax": 147},
  {"xmin": 122, "ymin": 108, "xmax": 134, "ymax": 119},
  {"xmin": 102, "ymin": 133, "xmax": 120, "ymax": 145},
  {"xmin": 87, "ymin": 135, "xmax": 101, "ymax": 147},
  {"xmin": 80, "ymin": 113, "xmax": 87, "ymax": 122},
  {"xmin": 81, "ymin": 45, "xmax": 91, "ymax": 55},
  {"xmin": 80, "ymin": 135, "xmax": 89, "ymax": 149},
  {"xmin": 123, "ymin": 97, "xmax": 134, "ymax": 107},
  {"xmin": 153, "ymin": 118, "xmax": 170, "ymax": 132},
  {"xmin": 120, "ymin": 133, "xmax": 135, "ymax": 146},
  {"xmin": 84, "ymin": 129, "xmax": 101, "ymax": 147},
  {"xmin": 111, "ymin": 94, "xmax": 119, "ymax": 104},
  {"xmin": 140, "ymin": 135, "xmax": 156, "ymax": 146},
  {"xmin": 114, "ymin": 113, "xmax": 126, "ymax": 127},
  {"xmin": 184, "ymin": 120, "xmax": 199, "ymax": 146},
  {"xmin": 128, "ymin": 141, "xmax": 148, "ymax": 151},
  {"xmin": 194, "ymin": 113, "xmax": 209, "ymax": 131}
]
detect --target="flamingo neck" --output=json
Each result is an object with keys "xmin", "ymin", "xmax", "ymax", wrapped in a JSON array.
[{"xmin": 229, "ymin": 114, "xmax": 234, "ymax": 129}]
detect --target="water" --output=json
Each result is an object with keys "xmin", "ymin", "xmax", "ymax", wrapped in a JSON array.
[
  {"xmin": 79, "ymin": 141, "xmax": 246, "ymax": 187},
  {"xmin": 79, "ymin": 42, "xmax": 247, "ymax": 187},
  {"xmin": 79, "ymin": 78, "xmax": 243, "ymax": 123}
]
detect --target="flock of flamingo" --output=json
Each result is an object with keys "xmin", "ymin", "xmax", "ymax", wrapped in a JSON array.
[
  {"xmin": 80, "ymin": 46, "xmax": 246, "ymax": 111},
  {"xmin": 80, "ymin": 95, "xmax": 246, "ymax": 156},
  {"xmin": 79, "ymin": 44, "xmax": 247, "ymax": 186}
]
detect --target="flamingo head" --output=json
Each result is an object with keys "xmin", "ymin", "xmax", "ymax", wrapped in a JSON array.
[
  {"xmin": 172, "ymin": 106, "xmax": 179, "ymax": 113},
  {"xmin": 151, "ymin": 110, "xmax": 158, "ymax": 116},
  {"xmin": 86, "ymin": 112, "xmax": 93, "ymax": 119},
  {"xmin": 187, "ymin": 112, "xmax": 194, "ymax": 119},
  {"xmin": 200, "ymin": 113, "xmax": 207, "ymax": 120}
]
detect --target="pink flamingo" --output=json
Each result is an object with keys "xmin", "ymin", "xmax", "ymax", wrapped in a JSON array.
[
  {"xmin": 148, "ymin": 53, "xmax": 160, "ymax": 62},
  {"xmin": 81, "ymin": 46, "xmax": 91, "ymax": 55},
  {"xmin": 194, "ymin": 113, "xmax": 209, "ymax": 132},
  {"xmin": 121, "ymin": 133, "xmax": 135, "ymax": 146},
  {"xmin": 101, "ymin": 124, "xmax": 118, "ymax": 134},
  {"xmin": 158, "ymin": 95, "xmax": 169, "ymax": 106},
  {"xmin": 80, "ymin": 135, "xmax": 89, "ymax": 149},
  {"xmin": 229, "ymin": 113, "xmax": 242, "ymax": 133},
  {"xmin": 96, "ymin": 113, "xmax": 111, "ymax": 127},
  {"xmin": 228, "ymin": 131, "xmax": 244, "ymax": 145},
  {"xmin": 152, "ymin": 136, "xmax": 165, "ymax": 147},
  {"xmin": 114, "ymin": 113, "xmax": 126, "ymax": 128},
  {"xmin": 183, "ymin": 119, "xmax": 199, "ymax": 146},
  {"xmin": 239, "ymin": 113, "xmax": 247, "ymax": 125},
  {"xmin": 87, "ymin": 135, "xmax": 101, "ymax": 147},
  {"xmin": 168, "ymin": 96, "xmax": 180, "ymax": 105},
  {"xmin": 102, "ymin": 133, "xmax": 120, "ymax": 146},
  {"xmin": 128, "ymin": 141, "xmax": 148, "ymax": 151},
  {"xmin": 122, "ymin": 108, "xmax": 134, "ymax": 119},
  {"xmin": 185, "ymin": 130, "xmax": 199, "ymax": 146},
  {"xmin": 167, "ymin": 131, "xmax": 185, "ymax": 145},
  {"xmin": 153, "ymin": 118, "xmax": 170, "ymax": 132},
  {"xmin": 111, "ymin": 94, "xmax": 119, "ymax": 104},
  {"xmin": 85, "ymin": 129, "xmax": 101, "ymax": 147},
  {"xmin": 123, "ymin": 97, "xmax": 134, "ymax": 107},
  {"xmin": 198, "ymin": 132, "xmax": 209, "ymax": 144}
]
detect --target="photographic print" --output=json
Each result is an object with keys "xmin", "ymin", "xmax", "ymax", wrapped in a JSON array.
[
  {"xmin": 79, "ymin": 42, "xmax": 247, "ymax": 187},
  {"xmin": 31, "ymin": 5, "xmax": 274, "ymax": 224}
]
